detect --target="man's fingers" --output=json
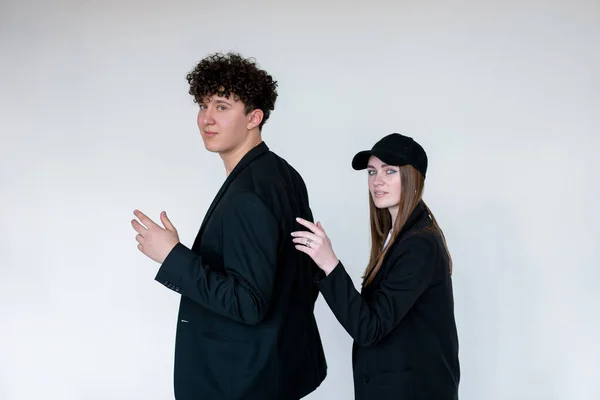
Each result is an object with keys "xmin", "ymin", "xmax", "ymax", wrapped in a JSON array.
[
  {"xmin": 133, "ymin": 210, "xmax": 159, "ymax": 229},
  {"xmin": 131, "ymin": 219, "xmax": 148, "ymax": 234},
  {"xmin": 160, "ymin": 211, "xmax": 176, "ymax": 232}
]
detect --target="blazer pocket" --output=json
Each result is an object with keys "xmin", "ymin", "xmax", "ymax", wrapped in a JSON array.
[
  {"xmin": 373, "ymin": 370, "xmax": 414, "ymax": 398},
  {"xmin": 201, "ymin": 330, "xmax": 246, "ymax": 343},
  {"xmin": 197, "ymin": 331, "xmax": 247, "ymax": 399},
  {"xmin": 376, "ymin": 343, "xmax": 410, "ymax": 373}
]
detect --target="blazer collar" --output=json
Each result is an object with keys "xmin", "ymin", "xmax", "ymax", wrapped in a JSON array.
[
  {"xmin": 226, "ymin": 141, "xmax": 270, "ymax": 183},
  {"xmin": 362, "ymin": 200, "xmax": 430, "ymax": 290},
  {"xmin": 398, "ymin": 200, "xmax": 428, "ymax": 238},
  {"xmin": 196, "ymin": 141, "xmax": 270, "ymax": 240}
]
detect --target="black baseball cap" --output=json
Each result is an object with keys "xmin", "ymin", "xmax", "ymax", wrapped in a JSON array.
[{"xmin": 351, "ymin": 133, "xmax": 428, "ymax": 177}]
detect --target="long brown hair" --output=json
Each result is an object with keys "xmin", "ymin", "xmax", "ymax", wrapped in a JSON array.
[{"xmin": 362, "ymin": 165, "xmax": 453, "ymax": 286}]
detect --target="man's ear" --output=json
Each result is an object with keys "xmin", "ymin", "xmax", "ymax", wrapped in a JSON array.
[{"xmin": 247, "ymin": 109, "xmax": 264, "ymax": 130}]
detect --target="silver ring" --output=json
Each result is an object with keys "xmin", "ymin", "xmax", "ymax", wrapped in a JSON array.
[{"xmin": 306, "ymin": 239, "xmax": 312, "ymax": 248}]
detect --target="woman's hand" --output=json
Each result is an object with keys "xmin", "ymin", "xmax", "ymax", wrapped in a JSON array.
[{"xmin": 292, "ymin": 218, "xmax": 339, "ymax": 275}]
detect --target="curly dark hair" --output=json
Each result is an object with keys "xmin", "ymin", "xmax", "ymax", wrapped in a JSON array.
[{"xmin": 186, "ymin": 52, "xmax": 278, "ymax": 130}]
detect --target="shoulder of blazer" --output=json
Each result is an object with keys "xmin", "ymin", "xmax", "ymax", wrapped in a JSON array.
[
  {"xmin": 385, "ymin": 229, "xmax": 440, "ymax": 269},
  {"xmin": 195, "ymin": 143, "xmax": 272, "ymax": 238},
  {"xmin": 235, "ymin": 151, "xmax": 298, "ymax": 195}
]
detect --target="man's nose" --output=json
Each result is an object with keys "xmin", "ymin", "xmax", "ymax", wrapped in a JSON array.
[{"xmin": 201, "ymin": 107, "xmax": 215, "ymax": 125}]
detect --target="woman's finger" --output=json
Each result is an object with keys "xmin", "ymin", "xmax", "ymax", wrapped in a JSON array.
[
  {"xmin": 316, "ymin": 221, "xmax": 326, "ymax": 233},
  {"xmin": 295, "ymin": 217, "xmax": 324, "ymax": 236},
  {"xmin": 292, "ymin": 237, "xmax": 322, "ymax": 247},
  {"xmin": 294, "ymin": 244, "xmax": 315, "ymax": 256},
  {"xmin": 290, "ymin": 231, "xmax": 320, "ymax": 242}
]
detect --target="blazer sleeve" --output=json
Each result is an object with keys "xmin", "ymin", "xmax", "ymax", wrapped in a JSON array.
[
  {"xmin": 315, "ymin": 235, "xmax": 436, "ymax": 346},
  {"xmin": 155, "ymin": 192, "xmax": 279, "ymax": 325}
]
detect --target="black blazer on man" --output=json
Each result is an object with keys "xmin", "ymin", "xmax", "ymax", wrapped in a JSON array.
[
  {"xmin": 315, "ymin": 201, "xmax": 460, "ymax": 400},
  {"xmin": 155, "ymin": 142, "xmax": 327, "ymax": 400}
]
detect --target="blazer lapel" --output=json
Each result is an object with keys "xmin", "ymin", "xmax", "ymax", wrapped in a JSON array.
[
  {"xmin": 193, "ymin": 142, "xmax": 270, "ymax": 245},
  {"xmin": 361, "ymin": 201, "xmax": 429, "ymax": 292}
]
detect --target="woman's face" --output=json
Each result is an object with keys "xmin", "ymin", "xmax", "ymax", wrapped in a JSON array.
[{"xmin": 367, "ymin": 155, "xmax": 401, "ymax": 210}]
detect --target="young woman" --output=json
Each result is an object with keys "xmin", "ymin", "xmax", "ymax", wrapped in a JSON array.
[{"xmin": 292, "ymin": 133, "xmax": 460, "ymax": 399}]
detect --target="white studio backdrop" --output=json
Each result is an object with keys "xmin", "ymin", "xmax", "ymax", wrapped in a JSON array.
[{"xmin": 1, "ymin": 0, "xmax": 599, "ymax": 399}]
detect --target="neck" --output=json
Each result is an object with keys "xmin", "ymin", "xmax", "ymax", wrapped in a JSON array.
[
  {"xmin": 388, "ymin": 205, "xmax": 399, "ymax": 228},
  {"xmin": 220, "ymin": 130, "xmax": 262, "ymax": 175}
]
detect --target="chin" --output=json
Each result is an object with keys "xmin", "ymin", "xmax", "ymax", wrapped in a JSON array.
[
  {"xmin": 372, "ymin": 198, "xmax": 389, "ymax": 209},
  {"xmin": 202, "ymin": 140, "xmax": 223, "ymax": 153},
  {"xmin": 375, "ymin": 203, "xmax": 392, "ymax": 210},
  {"xmin": 203, "ymin": 144, "xmax": 219, "ymax": 153}
]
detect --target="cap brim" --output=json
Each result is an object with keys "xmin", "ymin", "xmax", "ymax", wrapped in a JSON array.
[
  {"xmin": 351, "ymin": 150, "xmax": 373, "ymax": 170},
  {"xmin": 352, "ymin": 149, "xmax": 403, "ymax": 170}
]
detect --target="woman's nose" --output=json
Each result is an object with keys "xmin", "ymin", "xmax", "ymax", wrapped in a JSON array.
[{"xmin": 373, "ymin": 173, "xmax": 384, "ymax": 185}]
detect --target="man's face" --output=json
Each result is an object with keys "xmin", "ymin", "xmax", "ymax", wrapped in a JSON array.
[{"xmin": 196, "ymin": 93, "xmax": 254, "ymax": 154}]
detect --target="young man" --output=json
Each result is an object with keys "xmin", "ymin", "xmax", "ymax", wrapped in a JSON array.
[{"xmin": 131, "ymin": 52, "xmax": 327, "ymax": 399}]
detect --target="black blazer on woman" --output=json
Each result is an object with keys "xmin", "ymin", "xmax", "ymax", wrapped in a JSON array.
[{"xmin": 315, "ymin": 201, "xmax": 460, "ymax": 399}]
